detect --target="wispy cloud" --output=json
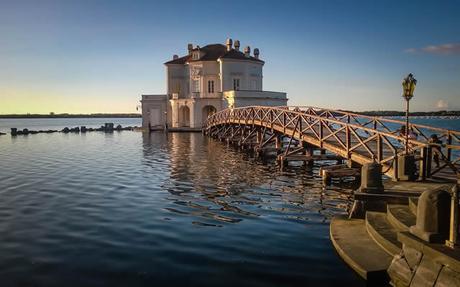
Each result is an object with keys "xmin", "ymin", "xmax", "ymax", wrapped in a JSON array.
[
  {"xmin": 405, "ymin": 43, "xmax": 460, "ymax": 55},
  {"xmin": 404, "ymin": 48, "xmax": 417, "ymax": 53},
  {"xmin": 436, "ymin": 99, "xmax": 449, "ymax": 110}
]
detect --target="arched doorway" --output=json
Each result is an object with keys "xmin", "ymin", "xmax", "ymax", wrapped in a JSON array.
[
  {"xmin": 202, "ymin": 105, "xmax": 217, "ymax": 124},
  {"xmin": 179, "ymin": 106, "xmax": 190, "ymax": 127}
]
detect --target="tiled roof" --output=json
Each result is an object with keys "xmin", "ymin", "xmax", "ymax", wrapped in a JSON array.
[
  {"xmin": 164, "ymin": 55, "xmax": 188, "ymax": 65},
  {"xmin": 164, "ymin": 43, "xmax": 264, "ymax": 64},
  {"xmin": 220, "ymin": 49, "xmax": 264, "ymax": 63}
]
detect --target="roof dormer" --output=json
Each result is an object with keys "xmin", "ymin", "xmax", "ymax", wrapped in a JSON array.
[{"xmin": 191, "ymin": 46, "xmax": 204, "ymax": 61}]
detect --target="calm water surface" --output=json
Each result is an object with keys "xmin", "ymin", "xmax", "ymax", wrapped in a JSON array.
[
  {"xmin": 0, "ymin": 117, "xmax": 459, "ymax": 286},
  {"xmin": 0, "ymin": 118, "xmax": 365, "ymax": 287}
]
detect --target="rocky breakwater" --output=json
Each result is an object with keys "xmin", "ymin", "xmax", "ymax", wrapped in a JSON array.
[{"xmin": 9, "ymin": 123, "xmax": 138, "ymax": 136}]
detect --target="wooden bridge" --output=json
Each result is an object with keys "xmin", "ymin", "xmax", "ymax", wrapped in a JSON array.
[{"xmin": 203, "ymin": 106, "xmax": 460, "ymax": 181}]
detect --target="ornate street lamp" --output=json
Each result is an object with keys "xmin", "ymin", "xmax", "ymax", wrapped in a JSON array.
[{"xmin": 402, "ymin": 73, "xmax": 417, "ymax": 154}]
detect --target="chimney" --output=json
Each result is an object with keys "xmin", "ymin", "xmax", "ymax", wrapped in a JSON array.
[
  {"xmin": 226, "ymin": 38, "xmax": 233, "ymax": 51},
  {"xmin": 244, "ymin": 46, "xmax": 251, "ymax": 57},
  {"xmin": 234, "ymin": 40, "xmax": 240, "ymax": 51},
  {"xmin": 173, "ymin": 54, "xmax": 179, "ymax": 60},
  {"xmin": 187, "ymin": 43, "xmax": 193, "ymax": 54},
  {"xmin": 254, "ymin": 48, "xmax": 259, "ymax": 59}
]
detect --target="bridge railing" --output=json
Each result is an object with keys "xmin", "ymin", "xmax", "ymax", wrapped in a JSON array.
[
  {"xmin": 204, "ymin": 106, "xmax": 460, "ymax": 180},
  {"xmin": 286, "ymin": 106, "xmax": 460, "ymax": 177}
]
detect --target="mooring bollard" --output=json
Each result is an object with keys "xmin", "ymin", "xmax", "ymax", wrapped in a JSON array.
[
  {"xmin": 81, "ymin": 126, "xmax": 87, "ymax": 133},
  {"xmin": 116, "ymin": 124, "xmax": 122, "ymax": 131},
  {"xmin": 395, "ymin": 154, "xmax": 417, "ymax": 181},
  {"xmin": 410, "ymin": 187, "xmax": 451, "ymax": 243},
  {"xmin": 22, "ymin": 128, "xmax": 29, "ymax": 135},
  {"xmin": 359, "ymin": 162, "xmax": 384, "ymax": 193},
  {"xmin": 11, "ymin": 128, "xmax": 18, "ymax": 136},
  {"xmin": 349, "ymin": 162, "xmax": 384, "ymax": 218}
]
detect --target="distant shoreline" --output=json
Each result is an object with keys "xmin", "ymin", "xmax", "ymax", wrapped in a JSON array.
[
  {"xmin": 357, "ymin": 110, "xmax": 460, "ymax": 117},
  {"xmin": 1, "ymin": 110, "xmax": 460, "ymax": 119},
  {"xmin": 0, "ymin": 114, "xmax": 141, "ymax": 119}
]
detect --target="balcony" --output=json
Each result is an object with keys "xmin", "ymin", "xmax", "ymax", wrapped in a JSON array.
[
  {"xmin": 191, "ymin": 92, "xmax": 222, "ymax": 99},
  {"xmin": 222, "ymin": 90, "xmax": 288, "ymax": 108},
  {"xmin": 142, "ymin": 94, "xmax": 167, "ymax": 102}
]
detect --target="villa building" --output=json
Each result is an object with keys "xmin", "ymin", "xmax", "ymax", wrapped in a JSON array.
[{"xmin": 141, "ymin": 39, "xmax": 287, "ymax": 130}]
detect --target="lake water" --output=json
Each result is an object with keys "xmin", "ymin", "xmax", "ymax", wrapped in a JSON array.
[{"xmin": 0, "ymin": 117, "xmax": 459, "ymax": 287}]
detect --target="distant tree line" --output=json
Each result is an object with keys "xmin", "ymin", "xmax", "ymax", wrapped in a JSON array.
[
  {"xmin": 352, "ymin": 110, "xmax": 460, "ymax": 117},
  {"xmin": 0, "ymin": 113, "xmax": 142, "ymax": 119}
]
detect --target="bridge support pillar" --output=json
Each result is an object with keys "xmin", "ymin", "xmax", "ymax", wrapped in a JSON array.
[
  {"xmin": 304, "ymin": 144, "xmax": 314, "ymax": 167},
  {"xmin": 359, "ymin": 162, "xmax": 384, "ymax": 193},
  {"xmin": 395, "ymin": 155, "xmax": 417, "ymax": 181},
  {"xmin": 275, "ymin": 135, "xmax": 282, "ymax": 154},
  {"xmin": 256, "ymin": 130, "xmax": 263, "ymax": 144}
]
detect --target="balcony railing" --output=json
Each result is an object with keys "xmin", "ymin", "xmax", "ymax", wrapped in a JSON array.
[
  {"xmin": 168, "ymin": 92, "xmax": 223, "ymax": 100},
  {"xmin": 192, "ymin": 92, "xmax": 222, "ymax": 99}
]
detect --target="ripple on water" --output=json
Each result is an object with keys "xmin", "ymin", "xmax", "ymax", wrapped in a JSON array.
[{"xmin": 0, "ymin": 131, "xmax": 364, "ymax": 287}]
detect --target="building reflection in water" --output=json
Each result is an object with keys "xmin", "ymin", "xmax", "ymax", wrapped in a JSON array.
[{"xmin": 142, "ymin": 132, "xmax": 353, "ymax": 227}]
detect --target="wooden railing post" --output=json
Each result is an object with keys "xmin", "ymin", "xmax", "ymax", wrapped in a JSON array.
[
  {"xmin": 426, "ymin": 146, "xmax": 433, "ymax": 178},
  {"xmin": 447, "ymin": 132, "xmax": 452, "ymax": 162},
  {"xmin": 283, "ymin": 112, "xmax": 286, "ymax": 134},
  {"xmin": 298, "ymin": 115, "xmax": 302, "ymax": 137},
  {"xmin": 419, "ymin": 146, "xmax": 428, "ymax": 181},
  {"xmin": 346, "ymin": 126, "xmax": 350, "ymax": 157},
  {"xmin": 377, "ymin": 134, "xmax": 382, "ymax": 163},
  {"xmin": 319, "ymin": 120, "xmax": 324, "ymax": 148},
  {"xmin": 270, "ymin": 110, "xmax": 273, "ymax": 130}
]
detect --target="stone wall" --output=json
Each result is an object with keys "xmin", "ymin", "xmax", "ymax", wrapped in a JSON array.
[{"xmin": 388, "ymin": 232, "xmax": 460, "ymax": 287}]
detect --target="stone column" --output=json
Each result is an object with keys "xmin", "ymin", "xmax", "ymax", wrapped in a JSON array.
[
  {"xmin": 189, "ymin": 101, "xmax": 196, "ymax": 128},
  {"xmin": 170, "ymin": 100, "xmax": 179, "ymax": 128}
]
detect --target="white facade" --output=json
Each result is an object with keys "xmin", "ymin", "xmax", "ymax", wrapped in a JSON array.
[{"xmin": 141, "ymin": 39, "xmax": 287, "ymax": 130}]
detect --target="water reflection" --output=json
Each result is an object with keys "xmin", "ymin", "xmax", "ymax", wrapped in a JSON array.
[
  {"xmin": 0, "ymin": 130, "xmax": 363, "ymax": 287},
  {"xmin": 142, "ymin": 132, "xmax": 354, "ymax": 227}
]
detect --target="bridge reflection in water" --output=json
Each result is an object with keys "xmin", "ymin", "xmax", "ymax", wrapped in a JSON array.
[
  {"xmin": 204, "ymin": 106, "xmax": 460, "ymax": 181},
  {"xmin": 141, "ymin": 132, "xmax": 354, "ymax": 227}
]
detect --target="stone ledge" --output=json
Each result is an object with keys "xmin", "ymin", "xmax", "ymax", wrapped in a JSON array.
[
  {"xmin": 330, "ymin": 216, "xmax": 392, "ymax": 283},
  {"xmin": 387, "ymin": 204, "xmax": 416, "ymax": 231},
  {"xmin": 398, "ymin": 232, "xmax": 460, "ymax": 273}
]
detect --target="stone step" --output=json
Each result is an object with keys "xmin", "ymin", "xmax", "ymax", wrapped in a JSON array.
[
  {"xmin": 330, "ymin": 216, "xmax": 391, "ymax": 284},
  {"xmin": 365, "ymin": 212, "xmax": 402, "ymax": 256},
  {"xmin": 386, "ymin": 204, "xmax": 416, "ymax": 231},
  {"xmin": 409, "ymin": 197, "xmax": 418, "ymax": 215}
]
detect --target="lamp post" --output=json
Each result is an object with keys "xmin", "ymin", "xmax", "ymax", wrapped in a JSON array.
[{"xmin": 402, "ymin": 73, "xmax": 417, "ymax": 154}]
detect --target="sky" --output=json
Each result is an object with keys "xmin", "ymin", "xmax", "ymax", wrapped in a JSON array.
[{"xmin": 0, "ymin": 0, "xmax": 459, "ymax": 114}]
